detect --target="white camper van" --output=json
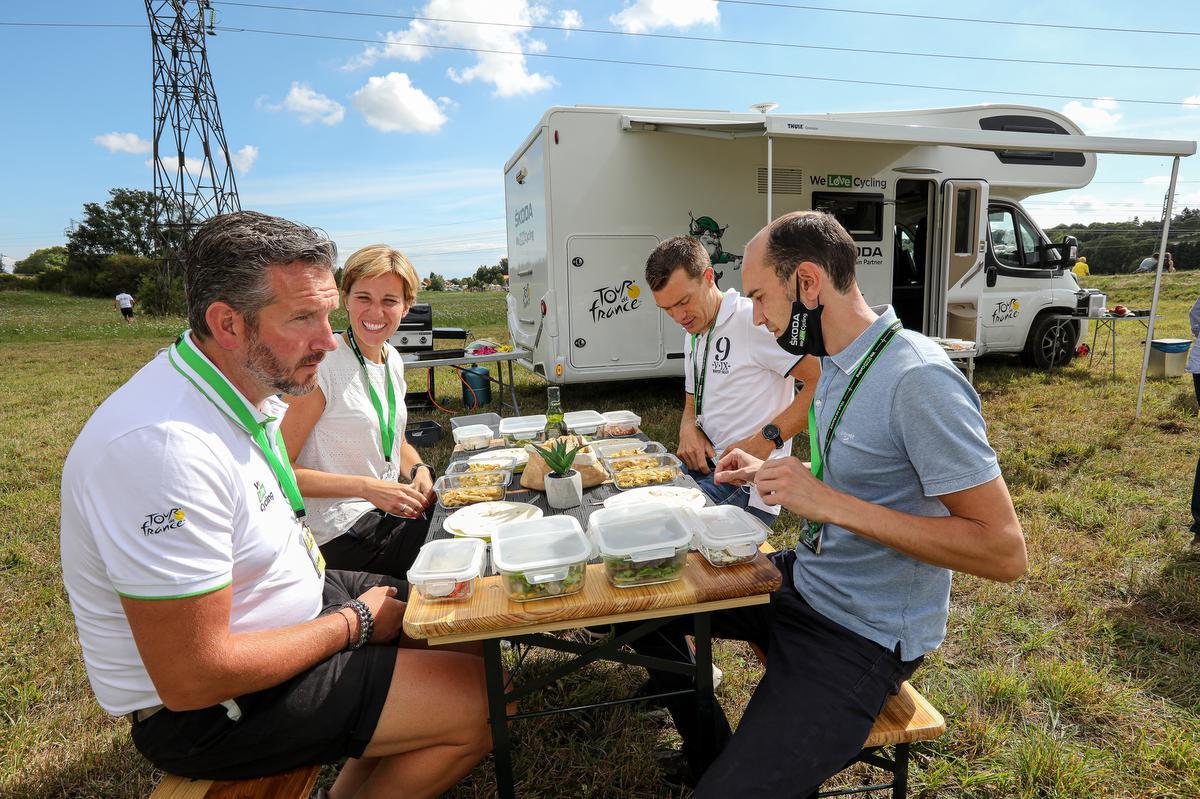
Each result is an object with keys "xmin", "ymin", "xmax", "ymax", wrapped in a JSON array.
[{"xmin": 504, "ymin": 104, "xmax": 1127, "ymax": 384}]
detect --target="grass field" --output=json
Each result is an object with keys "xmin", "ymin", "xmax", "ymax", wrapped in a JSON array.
[{"xmin": 2, "ymin": 276, "xmax": 1199, "ymax": 798}]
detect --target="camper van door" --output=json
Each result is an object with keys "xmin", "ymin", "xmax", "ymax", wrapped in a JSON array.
[{"xmin": 937, "ymin": 179, "xmax": 989, "ymax": 346}]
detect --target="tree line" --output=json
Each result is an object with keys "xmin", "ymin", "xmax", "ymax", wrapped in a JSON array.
[{"xmin": 1048, "ymin": 207, "xmax": 1200, "ymax": 274}]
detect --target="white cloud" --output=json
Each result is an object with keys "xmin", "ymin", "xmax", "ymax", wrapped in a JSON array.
[
  {"xmin": 610, "ymin": 0, "xmax": 718, "ymax": 33},
  {"xmin": 144, "ymin": 154, "xmax": 215, "ymax": 180},
  {"xmin": 1183, "ymin": 94, "xmax": 1200, "ymax": 109},
  {"xmin": 559, "ymin": 9, "xmax": 582, "ymax": 30},
  {"xmin": 94, "ymin": 132, "xmax": 151, "ymax": 154},
  {"xmin": 352, "ymin": 72, "xmax": 448, "ymax": 133},
  {"xmin": 1061, "ymin": 98, "xmax": 1123, "ymax": 134},
  {"xmin": 264, "ymin": 82, "xmax": 345, "ymax": 126},
  {"xmin": 231, "ymin": 144, "xmax": 259, "ymax": 174},
  {"xmin": 343, "ymin": 0, "xmax": 555, "ymax": 97},
  {"xmin": 1144, "ymin": 175, "xmax": 1170, "ymax": 186}
]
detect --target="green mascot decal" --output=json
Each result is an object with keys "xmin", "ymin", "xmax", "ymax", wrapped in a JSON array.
[{"xmin": 688, "ymin": 213, "xmax": 743, "ymax": 287}]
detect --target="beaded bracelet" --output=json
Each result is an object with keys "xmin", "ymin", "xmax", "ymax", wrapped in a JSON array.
[{"xmin": 341, "ymin": 599, "xmax": 374, "ymax": 650}]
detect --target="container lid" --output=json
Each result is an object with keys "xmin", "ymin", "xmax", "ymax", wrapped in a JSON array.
[
  {"xmin": 406, "ymin": 538, "xmax": 486, "ymax": 596},
  {"xmin": 498, "ymin": 414, "xmax": 548, "ymax": 435},
  {"xmin": 491, "ymin": 516, "xmax": 592, "ymax": 580},
  {"xmin": 689, "ymin": 506, "xmax": 770, "ymax": 553},
  {"xmin": 563, "ymin": 410, "xmax": 605, "ymax": 428},
  {"xmin": 452, "ymin": 424, "xmax": 493, "ymax": 441},
  {"xmin": 588, "ymin": 503, "xmax": 692, "ymax": 561},
  {"xmin": 602, "ymin": 410, "xmax": 641, "ymax": 425}
]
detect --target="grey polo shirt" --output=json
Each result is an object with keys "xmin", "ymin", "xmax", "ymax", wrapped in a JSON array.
[{"xmin": 793, "ymin": 306, "xmax": 1000, "ymax": 661}]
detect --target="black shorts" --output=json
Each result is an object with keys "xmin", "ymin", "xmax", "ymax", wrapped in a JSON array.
[
  {"xmin": 120, "ymin": 307, "xmax": 134, "ymax": 318},
  {"xmin": 130, "ymin": 570, "xmax": 405, "ymax": 780},
  {"xmin": 320, "ymin": 508, "xmax": 430, "ymax": 579}
]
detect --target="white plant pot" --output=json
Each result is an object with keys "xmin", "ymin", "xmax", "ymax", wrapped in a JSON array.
[{"xmin": 544, "ymin": 469, "xmax": 583, "ymax": 509}]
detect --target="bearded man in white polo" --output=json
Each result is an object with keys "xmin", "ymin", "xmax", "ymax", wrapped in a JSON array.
[
  {"xmin": 646, "ymin": 235, "xmax": 819, "ymax": 525},
  {"xmin": 59, "ymin": 211, "xmax": 491, "ymax": 798}
]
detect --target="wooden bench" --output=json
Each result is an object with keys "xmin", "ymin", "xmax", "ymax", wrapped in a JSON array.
[{"xmin": 150, "ymin": 765, "xmax": 320, "ymax": 799}]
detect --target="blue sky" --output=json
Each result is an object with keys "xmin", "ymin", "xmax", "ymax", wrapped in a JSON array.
[{"xmin": 2, "ymin": 0, "xmax": 1199, "ymax": 276}]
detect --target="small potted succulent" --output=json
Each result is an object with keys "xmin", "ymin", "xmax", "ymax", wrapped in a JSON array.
[{"xmin": 533, "ymin": 439, "xmax": 584, "ymax": 509}]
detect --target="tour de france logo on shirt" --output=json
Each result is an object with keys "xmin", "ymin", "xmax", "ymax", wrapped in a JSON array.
[
  {"xmin": 254, "ymin": 480, "xmax": 276, "ymax": 512},
  {"xmin": 710, "ymin": 336, "xmax": 732, "ymax": 375},
  {"xmin": 140, "ymin": 507, "xmax": 187, "ymax": 537}
]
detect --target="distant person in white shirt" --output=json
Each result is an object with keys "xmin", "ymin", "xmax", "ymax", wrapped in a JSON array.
[
  {"xmin": 60, "ymin": 211, "xmax": 491, "ymax": 795},
  {"xmin": 645, "ymin": 235, "xmax": 819, "ymax": 525},
  {"xmin": 114, "ymin": 291, "xmax": 135, "ymax": 324},
  {"xmin": 281, "ymin": 245, "xmax": 435, "ymax": 578},
  {"xmin": 1134, "ymin": 254, "xmax": 1158, "ymax": 273}
]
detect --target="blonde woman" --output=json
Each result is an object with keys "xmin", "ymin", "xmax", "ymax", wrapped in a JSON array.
[{"xmin": 283, "ymin": 245, "xmax": 435, "ymax": 576}]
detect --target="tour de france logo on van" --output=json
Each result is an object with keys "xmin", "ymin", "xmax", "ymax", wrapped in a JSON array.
[
  {"xmin": 992, "ymin": 298, "xmax": 1020, "ymax": 324},
  {"xmin": 141, "ymin": 507, "xmax": 187, "ymax": 537},
  {"xmin": 589, "ymin": 280, "xmax": 642, "ymax": 323}
]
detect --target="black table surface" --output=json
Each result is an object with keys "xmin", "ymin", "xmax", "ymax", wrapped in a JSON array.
[{"xmin": 425, "ymin": 436, "xmax": 707, "ymax": 544}]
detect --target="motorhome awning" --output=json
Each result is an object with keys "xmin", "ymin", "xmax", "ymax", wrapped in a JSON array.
[{"xmin": 620, "ymin": 114, "xmax": 1196, "ymax": 157}]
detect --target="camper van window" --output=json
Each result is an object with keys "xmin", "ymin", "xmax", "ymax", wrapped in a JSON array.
[
  {"xmin": 988, "ymin": 208, "xmax": 1021, "ymax": 268},
  {"xmin": 953, "ymin": 189, "xmax": 976, "ymax": 255},
  {"xmin": 812, "ymin": 192, "xmax": 883, "ymax": 242},
  {"xmin": 1017, "ymin": 215, "xmax": 1045, "ymax": 266}
]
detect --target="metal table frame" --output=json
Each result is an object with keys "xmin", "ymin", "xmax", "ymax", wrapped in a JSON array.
[
  {"xmin": 1047, "ymin": 314, "xmax": 1154, "ymax": 378},
  {"xmin": 400, "ymin": 348, "xmax": 529, "ymax": 415}
]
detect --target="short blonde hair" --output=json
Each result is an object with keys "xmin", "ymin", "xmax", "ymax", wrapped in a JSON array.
[{"xmin": 340, "ymin": 244, "xmax": 419, "ymax": 305}]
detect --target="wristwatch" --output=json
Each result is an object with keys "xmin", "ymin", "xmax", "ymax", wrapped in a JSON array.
[
  {"xmin": 761, "ymin": 423, "xmax": 785, "ymax": 450},
  {"xmin": 409, "ymin": 462, "xmax": 434, "ymax": 481}
]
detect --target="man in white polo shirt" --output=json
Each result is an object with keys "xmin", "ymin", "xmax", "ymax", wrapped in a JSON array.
[
  {"xmin": 60, "ymin": 211, "xmax": 491, "ymax": 796},
  {"xmin": 646, "ymin": 235, "xmax": 819, "ymax": 525}
]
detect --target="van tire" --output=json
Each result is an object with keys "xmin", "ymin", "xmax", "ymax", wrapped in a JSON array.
[{"xmin": 1022, "ymin": 313, "xmax": 1077, "ymax": 369}]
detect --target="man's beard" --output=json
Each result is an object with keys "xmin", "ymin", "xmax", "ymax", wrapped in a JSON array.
[{"xmin": 244, "ymin": 326, "xmax": 324, "ymax": 395}]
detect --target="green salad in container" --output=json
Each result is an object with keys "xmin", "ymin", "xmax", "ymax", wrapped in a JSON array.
[{"xmin": 502, "ymin": 563, "xmax": 586, "ymax": 601}]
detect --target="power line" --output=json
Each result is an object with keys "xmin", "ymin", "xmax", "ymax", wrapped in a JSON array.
[
  {"xmin": 212, "ymin": 1, "xmax": 1200, "ymax": 74},
  {"xmin": 0, "ymin": 21, "xmax": 144, "ymax": 28},
  {"xmin": 213, "ymin": 25, "xmax": 1200, "ymax": 108},
  {"xmin": 719, "ymin": 1, "xmax": 1200, "ymax": 38}
]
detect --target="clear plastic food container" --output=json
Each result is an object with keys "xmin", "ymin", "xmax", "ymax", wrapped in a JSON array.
[
  {"xmin": 589, "ymin": 440, "xmax": 668, "ymax": 460},
  {"xmin": 433, "ymin": 472, "xmax": 509, "ymax": 508},
  {"xmin": 605, "ymin": 452, "xmax": 681, "ymax": 474},
  {"xmin": 609, "ymin": 455, "xmax": 682, "ymax": 490},
  {"xmin": 498, "ymin": 415, "xmax": 548, "ymax": 447},
  {"xmin": 563, "ymin": 410, "xmax": 605, "ymax": 435},
  {"xmin": 688, "ymin": 506, "xmax": 770, "ymax": 567},
  {"xmin": 491, "ymin": 516, "xmax": 592, "ymax": 602},
  {"xmin": 588, "ymin": 503, "xmax": 692, "ymax": 588},
  {"xmin": 452, "ymin": 423, "xmax": 494, "ymax": 452},
  {"xmin": 406, "ymin": 537, "xmax": 486, "ymax": 601},
  {"xmin": 599, "ymin": 410, "xmax": 641, "ymax": 437},
  {"xmin": 445, "ymin": 456, "xmax": 516, "ymax": 477}
]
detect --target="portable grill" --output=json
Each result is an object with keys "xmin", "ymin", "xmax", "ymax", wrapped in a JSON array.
[{"xmin": 389, "ymin": 303, "xmax": 433, "ymax": 352}]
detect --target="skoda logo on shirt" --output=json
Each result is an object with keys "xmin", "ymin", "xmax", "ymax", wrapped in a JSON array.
[{"xmin": 255, "ymin": 480, "xmax": 276, "ymax": 512}]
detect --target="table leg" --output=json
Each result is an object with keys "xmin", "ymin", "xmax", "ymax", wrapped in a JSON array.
[
  {"xmin": 1089, "ymin": 321, "xmax": 1099, "ymax": 368},
  {"xmin": 1111, "ymin": 321, "xmax": 1117, "ymax": 379},
  {"xmin": 483, "ymin": 639, "xmax": 516, "ymax": 799},
  {"xmin": 507, "ymin": 359, "xmax": 520, "ymax": 415},
  {"xmin": 692, "ymin": 612, "xmax": 716, "ymax": 768}
]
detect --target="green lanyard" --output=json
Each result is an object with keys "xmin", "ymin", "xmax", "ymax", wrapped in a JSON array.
[
  {"xmin": 690, "ymin": 317, "xmax": 717, "ymax": 418},
  {"xmin": 168, "ymin": 333, "xmax": 307, "ymax": 521},
  {"xmin": 344, "ymin": 328, "xmax": 398, "ymax": 463},
  {"xmin": 807, "ymin": 322, "xmax": 901, "ymax": 482}
]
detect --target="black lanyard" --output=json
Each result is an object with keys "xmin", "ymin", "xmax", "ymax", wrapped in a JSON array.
[{"xmin": 690, "ymin": 318, "xmax": 717, "ymax": 417}]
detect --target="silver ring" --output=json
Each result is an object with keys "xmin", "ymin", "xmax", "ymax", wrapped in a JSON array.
[{"xmin": 400, "ymin": 504, "xmax": 409, "ymax": 514}]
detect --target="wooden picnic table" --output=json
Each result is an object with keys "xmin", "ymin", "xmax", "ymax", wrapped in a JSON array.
[{"xmin": 402, "ymin": 436, "xmax": 782, "ymax": 799}]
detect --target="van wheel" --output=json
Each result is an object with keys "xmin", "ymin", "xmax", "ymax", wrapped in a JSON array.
[{"xmin": 1022, "ymin": 314, "xmax": 1077, "ymax": 368}]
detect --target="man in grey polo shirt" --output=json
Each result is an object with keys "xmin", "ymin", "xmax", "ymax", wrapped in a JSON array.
[{"xmin": 637, "ymin": 211, "xmax": 1026, "ymax": 796}]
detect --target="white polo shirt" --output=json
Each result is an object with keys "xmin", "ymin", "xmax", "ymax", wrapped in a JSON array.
[
  {"xmin": 115, "ymin": 293, "xmax": 134, "ymax": 309},
  {"xmin": 684, "ymin": 288, "xmax": 803, "ymax": 513},
  {"xmin": 60, "ymin": 337, "xmax": 326, "ymax": 715}
]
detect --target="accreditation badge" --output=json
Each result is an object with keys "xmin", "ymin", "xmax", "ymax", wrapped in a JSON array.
[
  {"xmin": 298, "ymin": 522, "xmax": 326, "ymax": 577},
  {"xmin": 798, "ymin": 519, "xmax": 824, "ymax": 555},
  {"xmin": 381, "ymin": 462, "xmax": 400, "ymax": 482}
]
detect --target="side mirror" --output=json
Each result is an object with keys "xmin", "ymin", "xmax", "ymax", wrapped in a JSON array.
[
  {"xmin": 986, "ymin": 266, "xmax": 998, "ymax": 288},
  {"xmin": 1061, "ymin": 235, "xmax": 1079, "ymax": 263}
]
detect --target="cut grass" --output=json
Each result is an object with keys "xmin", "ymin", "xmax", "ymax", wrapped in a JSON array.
[{"xmin": 2, "ymin": 276, "xmax": 1200, "ymax": 798}]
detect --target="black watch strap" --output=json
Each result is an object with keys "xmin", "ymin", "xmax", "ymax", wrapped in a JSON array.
[
  {"xmin": 762, "ymin": 424, "xmax": 784, "ymax": 449},
  {"xmin": 409, "ymin": 462, "xmax": 434, "ymax": 481}
]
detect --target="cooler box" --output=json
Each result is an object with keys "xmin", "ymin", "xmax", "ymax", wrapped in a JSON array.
[{"xmin": 1148, "ymin": 339, "xmax": 1191, "ymax": 378}]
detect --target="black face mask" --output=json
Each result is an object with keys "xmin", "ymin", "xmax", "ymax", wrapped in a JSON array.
[{"xmin": 775, "ymin": 274, "xmax": 827, "ymax": 358}]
